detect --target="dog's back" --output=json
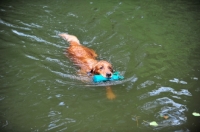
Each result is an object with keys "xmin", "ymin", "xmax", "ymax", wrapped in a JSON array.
[
  {"xmin": 59, "ymin": 33, "xmax": 98, "ymax": 72},
  {"xmin": 59, "ymin": 33, "xmax": 116, "ymax": 99},
  {"xmin": 59, "ymin": 33, "xmax": 97, "ymax": 58},
  {"xmin": 67, "ymin": 43, "xmax": 97, "ymax": 59}
]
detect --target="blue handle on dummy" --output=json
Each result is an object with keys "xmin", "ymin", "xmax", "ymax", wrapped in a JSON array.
[{"xmin": 93, "ymin": 72, "xmax": 124, "ymax": 83}]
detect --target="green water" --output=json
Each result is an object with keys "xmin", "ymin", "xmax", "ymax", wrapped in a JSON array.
[{"xmin": 0, "ymin": 0, "xmax": 200, "ymax": 131}]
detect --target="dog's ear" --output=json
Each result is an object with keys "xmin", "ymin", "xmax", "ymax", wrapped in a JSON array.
[
  {"xmin": 109, "ymin": 66, "xmax": 114, "ymax": 73},
  {"xmin": 90, "ymin": 66, "xmax": 98, "ymax": 74},
  {"xmin": 90, "ymin": 66, "xmax": 95, "ymax": 74},
  {"xmin": 90, "ymin": 69, "xmax": 94, "ymax": 74}
]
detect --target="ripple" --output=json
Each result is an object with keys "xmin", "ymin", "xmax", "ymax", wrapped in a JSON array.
[
  {"xmin": 149, "ymin": 87, "xmax": 192, "ymax": 96},
  {"xmin": 43, "ymin": 65, "xmax": 91, "ymax": 83},
  {"xmin": 46, "ymin": 110, "xmax": 76, "ymax": 131},
  {"xmin": 137, "ymin": 80, "xmax": 154, "ymax": 89},
  {"xmin": 25, "ymin": 54, "xmax": 40, "ymax": 61},
  {"xmin": 0, "ymin": 19, "xmax": 30, "ymax": 30},
  {"xmin": 140, "ymin": 97, "xmax": 188, "ymax": 129},
  {"xmin": 138, "ymin": 87, "xmax": 192, "ymax": 100},
  {"xmin": 67, "ymin": 12, "xmax": 78, "ymax": 18},
  {"xmin": 45, "ymin": 57, "xmax": 66, "ymax": 67},
  {"xmin": 0, "ymin": 96, "xmax": 5, "ymax": 101},
  {"xmin": 12, "ymin": 29, "xmax": 63, "ymax": 48},
  {"xmin": 18, "ymin": 21, "xmax": 43, "ymax": 28},
  {"xmin": 105, "ymin": 3, "xmax": 119, "ymax": 17},
  {"xmin": 169, "ymin": 78, "xmax": 188, "ymax": 84},
  {"xmin": 58, "ymin": 102, "xmax": 65, "ymax": 106}
]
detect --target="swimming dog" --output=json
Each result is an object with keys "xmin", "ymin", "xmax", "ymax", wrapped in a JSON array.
[{"xmin": 59, "ymin": 33, "xmax": 116, "ymax": 99}]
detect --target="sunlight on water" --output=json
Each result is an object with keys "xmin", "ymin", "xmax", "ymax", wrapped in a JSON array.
[
  {"xmin": 138, "ymin": 87, "xmax": 192, "ymax": 100},
  {"xmin": 12, "ymin": 29, "xmax": 64, "ymax": 48},
  {"xmin": 0, "ymin": 19, "xmax": 31, "ymax": 30},
  {"xmin": 141, "ymin": 97, "xmax": 188, "ymax": 129}
]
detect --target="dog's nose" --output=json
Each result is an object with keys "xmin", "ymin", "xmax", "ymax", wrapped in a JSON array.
[{"xmin": 106, "ymin": 73, "xmax": 112, "ymax": 78}]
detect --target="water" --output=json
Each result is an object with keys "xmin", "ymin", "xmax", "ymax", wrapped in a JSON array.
[{"xmin": 0, "ymin": 0, "xmax": 200, "ymax": 131}]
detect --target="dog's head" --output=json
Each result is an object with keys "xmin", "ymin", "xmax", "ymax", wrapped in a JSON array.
[{"xmin": 91, "ymin": 60, "xmax": 113, "ymax": 78}]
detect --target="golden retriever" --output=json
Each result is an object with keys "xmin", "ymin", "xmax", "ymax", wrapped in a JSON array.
[{"xmin": 59, "ymin": 33, "xmax": 116, "ymax": 99}]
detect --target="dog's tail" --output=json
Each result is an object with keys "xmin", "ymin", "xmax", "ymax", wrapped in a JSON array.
[{"xmin": 59, "ymin": 33, "xmax": 80, "ymax": 45}]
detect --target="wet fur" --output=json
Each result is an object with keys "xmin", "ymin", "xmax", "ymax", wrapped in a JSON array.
[
  {"xmin": 59, "ymin": 34, "xmax": 113, "ymax": 78},
  {"xmin": 59, "ymin": 33, "xmax": 116, "ymax": 99}
]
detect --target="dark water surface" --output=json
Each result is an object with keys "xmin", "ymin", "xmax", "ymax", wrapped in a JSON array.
[{"xmin": 0, "ymin": 0, "xmax": 200, "ymax": 131}]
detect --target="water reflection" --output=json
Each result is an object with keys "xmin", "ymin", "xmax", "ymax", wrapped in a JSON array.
[
  {"xmin": 140, "ymin": 97, "xmax": 188, "ymax": 129},
  {"xmin": 137, "ymin": 80, "xmax": 154, "ymax": 89},
  {"xmin": 0, "ymin": 19, "xmax": 30, "ymax": 30},
  {"xmin": 46, "ymin": 110, "xmax": 76, "ymax": 131},
  {"xmin": 138, "ymin": 83, "xmax": 192, "ymax": 129},
  {"xmin": 169, "ymin": 78, "xmax": 187, "ymax": 84},
  {"xmin": 143, "ymin": 87, "xmax": 191, "ymax": 99},
  {"xmin": 12, "ymin": 30, "xmax": 63, "ymax": 48}
]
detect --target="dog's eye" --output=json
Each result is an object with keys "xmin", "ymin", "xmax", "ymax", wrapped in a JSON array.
[
  {"xmin": 108, "ymin": 66, "xmax": 113, "ymax": 72},
  {"xmin": 99, "ymin": 66, "xmax": 103, "ymax": 70}
]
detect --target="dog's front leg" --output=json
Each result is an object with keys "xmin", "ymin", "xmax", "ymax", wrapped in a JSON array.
[{"xmin": 106, "ymin": 86, "xmax": 116, "ymax": 100}]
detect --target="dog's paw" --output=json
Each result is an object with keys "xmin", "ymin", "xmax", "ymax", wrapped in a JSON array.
[
  {"xmin": 106, "ymin": 92, "xmax": 116, "ymax": 100},
  {"xmin": 106, "ymin": 87, "xmax": 116, "ymax": 100}
]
